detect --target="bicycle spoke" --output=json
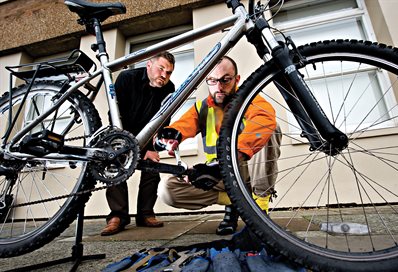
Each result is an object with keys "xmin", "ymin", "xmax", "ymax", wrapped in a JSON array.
[
  {"xmin": 0, "ymin": 82, "xmax": 99, "ymax": 257},
  {"xmin": 219, "ymin": 41, "xmax": 398, "ymax": 271}
]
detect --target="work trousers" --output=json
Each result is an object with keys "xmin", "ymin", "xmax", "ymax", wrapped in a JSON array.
[
  {"xmin": 158, "ymin": 126, "xmax": 281, "ymax": 210},
  {"xmin": 105, "ymin": 168, "xmax": 160, "ymax": 226}
]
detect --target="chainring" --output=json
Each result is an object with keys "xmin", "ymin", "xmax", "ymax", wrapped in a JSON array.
[{"xmin": 89, "ymin": 127, "xmax": 139, "ymax": 184}]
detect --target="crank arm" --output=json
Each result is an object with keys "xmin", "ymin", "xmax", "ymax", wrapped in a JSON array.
[
  {"xmin": 4, "ymin": 146, "xmax": 115, "ymax": 162},
  {"xmin": 60, "ymin": 145, "xmax": 120, "ymax": 161},
  {"xmin": 136, "ymin": 160, "xmax": 187, "ymax": 175}
]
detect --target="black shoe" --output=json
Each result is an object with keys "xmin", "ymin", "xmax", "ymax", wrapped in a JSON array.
[{"xmin": 216, "ymin": 205, "xmax": 239, "ymax": 235}]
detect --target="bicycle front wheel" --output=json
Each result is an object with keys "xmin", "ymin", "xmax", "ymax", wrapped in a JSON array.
[
  {"xmin": 0, "ymin": 81, "xmax": 101, "ymax": 257},
  {"xmin": 218, "ymin": 40, "xmax": 398, "ymax": 272}
]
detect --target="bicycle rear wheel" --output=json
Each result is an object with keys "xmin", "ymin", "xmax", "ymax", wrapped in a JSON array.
[
  {"xmin": 218, "ymin": 40, "xmax": 398, "ymax": 271},
  {"xmin": 0, "ymin": 81, "xmax": 101, "ymax": 257}
]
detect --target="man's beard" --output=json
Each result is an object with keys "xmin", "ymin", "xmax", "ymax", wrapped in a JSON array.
[{"xmin": 212, "ymin": 84, "xmax": 236, "ymax": 107}]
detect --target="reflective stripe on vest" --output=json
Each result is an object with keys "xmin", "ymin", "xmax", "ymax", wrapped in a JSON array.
[
  {"xmin": 195, "ymin": 99, "xmax": 247, "ymax": 162},
  {"xmin": 195, "ymin": 100, "xmax": 218, "ymax": 163}
]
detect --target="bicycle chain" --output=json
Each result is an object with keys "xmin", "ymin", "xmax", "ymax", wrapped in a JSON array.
[
  {"xmin": 11, "ymin": 178, "xmax": 125, "ymax": 208},
  {"xmin": 64, "ymin": 135, "xmax": 89, "ymax": 142},
  {"xmin": 9, "ymin": 129, "xmax": 138, "ymax": 208}
]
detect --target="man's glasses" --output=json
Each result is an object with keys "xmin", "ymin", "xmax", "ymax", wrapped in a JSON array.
[{"xmin": 206, "ymin": 75, "xmax": 236, "ymax": 86}]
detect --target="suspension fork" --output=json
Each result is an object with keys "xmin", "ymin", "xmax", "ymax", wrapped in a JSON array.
[
  {"xmin": 273, "ymin": 74, "xmax": 324, "ymax": 151},
  {"xmin": 244, "ymin": 7, "xmax": 348, "ymax": 153},
  {"xmin": 272, "ymin": 44, "xmax": 348, "ymax": 153}
]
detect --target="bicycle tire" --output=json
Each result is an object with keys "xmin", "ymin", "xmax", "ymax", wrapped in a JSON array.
[
  {"xmin": 218, "ymin": 39, "xmax": 398, "ymax": 272},
  {"xmin": 0, "ymin": 81, "xmax": 101, "ymax": 257}
]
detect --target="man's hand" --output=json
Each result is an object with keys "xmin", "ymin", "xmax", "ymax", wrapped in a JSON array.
[
  {"xmin": 187, "ymin": 162, "xmax": 222, "ymax": 191},
  {"xmin": 238, "ymin": 151, "xmax": 249, "ymax": 161},
  {"xmin": 144, "ymin": 150, "xmax": 160, "ymax": 162},
  {"xmin": 157, "ymin": 139, "xmax": 179, "ymax": 156},
  {"xmin": 154, "ymin": 128, "xmax": 182, "ymax": 156}
]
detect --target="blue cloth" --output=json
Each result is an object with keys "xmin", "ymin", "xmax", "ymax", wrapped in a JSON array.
[
  {"xmin": 102, "ymin": 251, "xmax": 147, "ymax": 272},
  {"xmin": 210, "ymin": 247, "xmax": 242, "ymax": 272},
  {"xmin": 181, "ymin": 256, "xmax": 210, "ymax": 272},
  {"xmin": 103, "ymin": 246, "xmax": 306, "ymax": 272},
  {"xmin": 246, "ymin": 249, "xmax": 306, "ymax": 272}
]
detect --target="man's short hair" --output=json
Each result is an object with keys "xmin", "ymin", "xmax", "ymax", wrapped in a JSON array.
[
  {"xmin": 219, "ymin": 55, "xmax": 238, "ymax": 75},
  {"xmin": 153, "ymin": 51, "xmax": 175, "ymax": 66}
]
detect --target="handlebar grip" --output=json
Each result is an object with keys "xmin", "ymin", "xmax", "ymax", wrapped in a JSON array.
[{"xmin": 225, "ymin": 0, "xmax": 243, "ymax": 12}]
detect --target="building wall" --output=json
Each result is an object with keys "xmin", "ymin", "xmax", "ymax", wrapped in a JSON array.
[{"xmin": 1, "ymin": 0, "xmax": 398, "ymax": 217}]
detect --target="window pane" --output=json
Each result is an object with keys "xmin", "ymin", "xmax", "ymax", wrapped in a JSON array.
[
  {"xmin": 272, "ymin": 0, "xmax": 358, "ymax": 24},
  {"xmin": 306, "ymin": 71, "xmax": 389, "ymax": 132},
  {"xmin": 171, "ymin": 50, "xmax": 194, "ymax": 90},
  {"xmin": 279, "ymin": 18, "xmax": 366, "ymax": 47},
  {"xmin": 25, "ymin": 94, "xmax": 72, "ymax": 134},
  {"xmin": 272, "ymin": 0, "xmax": 393, "ymax": 134}
]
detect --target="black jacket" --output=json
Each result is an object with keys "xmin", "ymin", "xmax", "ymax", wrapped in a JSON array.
[{"xmin": 115, "ymin": 67, "xmax": 175, "ymax": 148}]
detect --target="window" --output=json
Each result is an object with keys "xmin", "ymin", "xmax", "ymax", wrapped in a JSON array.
[
  {"xmin": 270, "ymin": 0, "xmax": 394, "ymax": 136},
  {"xmin": 127, "ymin": 26, "xmax": 198, "ymax": 155},
  {"xmin": 24, "ymin": 92, "xmax": 73, "ymax": 135},
  {"xmin": 24, "ymin": 52, "xmax": 77, "ymax": 135},
  {"xmin": 272, "ymin": 0, "xmax": 369, "ymax": 45}
]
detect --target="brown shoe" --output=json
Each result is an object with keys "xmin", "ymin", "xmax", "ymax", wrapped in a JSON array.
[
  {"xmin": 100, "ymin": 217, "xmax": 125, "ymax": 236},
  {"xmin": 136, "ymin": 216, "xmax": 164, "ymax": 228}
]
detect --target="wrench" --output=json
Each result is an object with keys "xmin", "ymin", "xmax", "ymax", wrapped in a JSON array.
[{"xmin": 173, "ymin": 147, "xmax": 188, "ymax": 170}]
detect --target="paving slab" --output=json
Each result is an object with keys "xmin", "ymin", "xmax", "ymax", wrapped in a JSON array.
[
  {"xmin": 0, "ymin": 214, "xmax": 229, "ymax": 272},
  {"xmin": 83, "ymin": 220, "xmax": 203, "ymax": 242},
  {"xmin": 1, "ymin": 209, "xmax": 394, "ymax": 272},
  {"xmin": 186, "ymin": 219, "xmax": 245, "ymax": 234}
]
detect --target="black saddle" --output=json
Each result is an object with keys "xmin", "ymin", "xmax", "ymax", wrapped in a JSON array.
[{"xmin": 64, "ymin": 0, "xmax": 126, "ymax": 23}]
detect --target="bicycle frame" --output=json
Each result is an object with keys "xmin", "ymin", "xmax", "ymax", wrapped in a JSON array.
[
  {"xmin": 3, "ymin": 0, "xmax": 347, "ymax": 162},
  {"xmin": 4, "ymin": 6, "xmax": 252, "ymax": 159}
]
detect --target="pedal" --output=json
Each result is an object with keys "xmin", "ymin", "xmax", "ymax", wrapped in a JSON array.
[
  {"xmin": 0, "ymin": 165, "xmax": 17, "ymax": 178},
  {"xmin": 19, "ymin": 130, "xmax": 64, "ymax": 157}
]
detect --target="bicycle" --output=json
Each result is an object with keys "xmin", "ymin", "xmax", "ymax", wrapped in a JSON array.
[{"xmin": 0, "ymin": 0, "xmax": 397, "ymax": 271}]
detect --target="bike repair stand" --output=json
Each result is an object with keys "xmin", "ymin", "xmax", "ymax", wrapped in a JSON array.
[{"xmin": 10, "ymin": 207, "xmax": 106, "ymax": 272}]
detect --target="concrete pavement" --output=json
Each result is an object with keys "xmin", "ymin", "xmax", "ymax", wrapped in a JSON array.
[
  {"xmin": 1, "ymin": 206, "xmax": 395, "ymax": 271},
  {"xmin": 0, "ymin": 213, "xmax": 245, "ymax": 272}
]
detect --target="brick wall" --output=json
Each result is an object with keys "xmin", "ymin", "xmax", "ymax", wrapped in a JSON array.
[{"xmin": 0, "ymin": 0, "xmax": 222, "ymax": 58}]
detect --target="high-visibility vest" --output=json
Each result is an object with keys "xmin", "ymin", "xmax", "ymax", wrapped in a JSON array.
[
  {"xmin": 195, "ymin": 99, "xmax": 246, "ymax": 163},
  {"xmin": 195, "ymin": 99, "xmax": 219, "ymax": 163}
]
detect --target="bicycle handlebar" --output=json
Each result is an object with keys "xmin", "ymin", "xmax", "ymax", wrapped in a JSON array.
[
  {"xmin": 225, "ymin": 0, "xmax": 244, "ymax": 13},
  {"xmin": 226, "ymin": 0, "xmax": 257, "ymax": 16}
]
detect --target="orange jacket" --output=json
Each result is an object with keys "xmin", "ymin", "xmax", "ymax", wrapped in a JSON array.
[{"xmin": 167, "ymin": 94, "xmax": 276, "ymax": 159}]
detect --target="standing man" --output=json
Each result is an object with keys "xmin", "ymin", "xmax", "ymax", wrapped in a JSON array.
[
  {"xmin": 156, "ymin": 56, "xmax": 281, "ymax": 235},
  {"xmin": 101, "ymin": 51, "xmax": 175, "ymax": 236}
]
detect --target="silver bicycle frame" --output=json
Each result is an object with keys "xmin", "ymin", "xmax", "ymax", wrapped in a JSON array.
[{"xmin": 6, "ymin": 5, "xmax": 255, "ymax": 155}]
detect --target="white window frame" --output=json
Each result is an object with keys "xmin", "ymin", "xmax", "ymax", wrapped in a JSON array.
[
  {"xmin": 270, "ymin": 0, "xmax": 398, "ymax": 141},
  {"xmin": 271, "ymin": 0, "xmax": 376, "ymax": 42}
]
